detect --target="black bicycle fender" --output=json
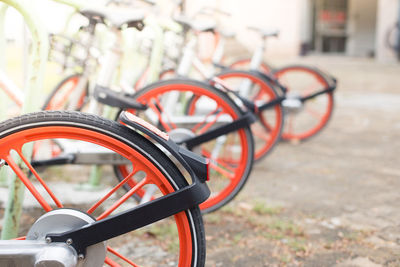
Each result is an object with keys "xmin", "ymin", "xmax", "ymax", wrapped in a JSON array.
[{"xmin": 118, "ymin": 111, "xmax": 209, "ymax": 184}]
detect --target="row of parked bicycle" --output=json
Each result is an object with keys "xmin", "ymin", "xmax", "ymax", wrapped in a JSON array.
[{"xmin": 0, "ymin": 0, "xmax": 337, "ymax": 266}]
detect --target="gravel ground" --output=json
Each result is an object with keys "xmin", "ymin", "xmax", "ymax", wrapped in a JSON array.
[{"xmin": 204, "ymin": 56, "xmax": 400, "ymax": 266}]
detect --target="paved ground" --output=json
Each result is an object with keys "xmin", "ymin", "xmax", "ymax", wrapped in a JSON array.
[
  {"xmin": 204, "ymin": 56, "xmax": 400, "ymax": 266},
  {"xmin": 0, "ymin": 55, "xmax": 398, "ymax": 266}
]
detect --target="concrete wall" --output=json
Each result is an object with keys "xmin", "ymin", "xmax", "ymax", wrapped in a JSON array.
[
  {"xmin": 375, "ymin": 0, "xmax": 399, "ymax": 62},
  {"xmin": 346, "ymin": 0, "xmax": 378, "ymax": 57}
]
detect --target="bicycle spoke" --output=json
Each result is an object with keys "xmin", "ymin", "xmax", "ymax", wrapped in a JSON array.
[
  {"xmin": 97, "ymin": 177, "xmax": 149, "ymax": 220},
  {"xmin": 305, "ymin": 106, "xmax": 323, "ymax": 119},
  {"xmin": 299, "ymin": 81, "xmax": 323, "ymax": 96},
  {"xmin": 104, "ymin": 256, "xmax": 122, "ymax": 267},
  {"xmin": 287, "ymin": 114, "xmax": 295, "ymax": 135},
  {"xmin": 260, "ymin": 118, "xmax": 273, "ymax": 132},
  {"xmin": 148, "ymin": 99, "xmax": 173, "ymax": 132},
  {"xmin": 4, "ymin": 154, "xmax": 52, "ymax": 212},
  {"xmin": 278, "ymin": 75, "xmax": 290, "ymax": 87},
  {"xmin": 202, "ymin": 150, "xmax": 236, "ymax": 173},
  {"xmin": 210, "ymin": 161, "xmax": 235, "ymax": 180},
  {"xmin": 251, "ymin": 127, "xmax": 272, "ymax": 142},
  {"xmin": 107, "ymin": 246, "xmax": 139, "ymax": 267},
  {"xmin": 191, "ymin": 106, "xmax": 221, "ymax": 132},
  {"xmin": 154, "ymin": 97, "xmax": 177, "ymax": 129},
  {"xmin": 16, "ymin": 149, "xmax": 63, "ymax": 208},
  {"xmin": 197, "ymin": 111, "xmax": 224, "ymax": 135},
  {"xmin": 87, "ymin": 165, "xmax": 137, "ymax": 214}
]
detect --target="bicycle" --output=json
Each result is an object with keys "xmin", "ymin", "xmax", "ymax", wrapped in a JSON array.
[{"xmin": 228, "ymin": 26, "xmax": 337, "ymax": 141}]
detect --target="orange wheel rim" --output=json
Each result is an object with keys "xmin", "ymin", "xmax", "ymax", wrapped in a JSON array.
[
  {"xmin": 126, "ymin": 83, "xmax": 251, "ymax": 211},
  {"xmin": 0, "ymin": 125, "xmax": 194, "ymax": 266},
  {"xmin": 274, "ymin": 66, "xmax": 334, "ymax": 140}
]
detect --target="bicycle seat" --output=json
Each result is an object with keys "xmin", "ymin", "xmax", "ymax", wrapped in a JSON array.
[
  {"xmin": 174, "ymin": 16, "xmax": 217, "ymax": 33},
  {"xmin": 80, "ymin": 7, "xmax": 145, "ymax": 30},
  {"xmin": 247, "ymin": 26, "xmax": 279, "ymax": 38}
]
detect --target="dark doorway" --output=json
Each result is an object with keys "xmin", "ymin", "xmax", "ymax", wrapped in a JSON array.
[{"xmin": 312, "ymin": 0, "xmax": 348, "ymax": 53}]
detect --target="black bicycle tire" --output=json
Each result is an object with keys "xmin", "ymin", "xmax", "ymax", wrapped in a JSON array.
[
  {"xmin": 0, "ymin": 110, "xmax": 206, "ymax": 267},
  {"xmin": 211, "ymin": 70, "xmax": 283, "ymax": 162}
]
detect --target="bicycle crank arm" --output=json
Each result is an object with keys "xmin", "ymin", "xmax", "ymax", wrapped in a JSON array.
[
  {"xmin": 46, "ymin": 175, "xmax": 209, "ymax": 256},
  {"xmin": 300, "ymin": 84, "xmax": 337, "ymax": 103},
  {"xmin": 300, "ymin": 72, "xmax": 337, "ymax": 103},
  {"xmin": 0, "ymin": 240, "xmax": 77, "ymax": 267},
  {"xmin": 181, "ymin": 112, "xmax": 256, "ymax": 150},
  {"xmin": 257, "ymin": 96, "xmax": 285, "ymax": 112}
]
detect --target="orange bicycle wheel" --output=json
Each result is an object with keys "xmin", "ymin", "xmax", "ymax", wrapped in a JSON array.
[
  {"xmin": 0, "ymin": 111, "xmax": 205, "ymax": 267},
  {"xmin": 273, "ymin": 66, "xmax": 334, "ymax": 141},
  {"xmin": 116, "ymin": 79, "xmax": 254, "ymax": 213},
  {"xmin": 230, "ymin": 59, "xmax": 334, "ymax": 141}
]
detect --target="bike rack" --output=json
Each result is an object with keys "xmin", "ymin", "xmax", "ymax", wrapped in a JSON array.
[
  {"xmin": 0, "ymin": 0, "xmax": 49, "ymax": 239},
  {"xmin": 0, "ymin": 4, "xmax": 8, "ymax": 187}
]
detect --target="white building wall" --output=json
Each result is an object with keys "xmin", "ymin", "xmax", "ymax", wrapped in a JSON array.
[
  {"xmin": 346, "ymin": 0, "xmax": 378, "ymax": 57},
  {"xmin": 299, "ymin": 0, "xmax": 313, "ymax": 44}
]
